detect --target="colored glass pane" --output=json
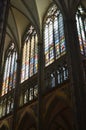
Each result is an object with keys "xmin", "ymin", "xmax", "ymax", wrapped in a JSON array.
[
  {"xmin": 2, "ymin": 43, "xmax": 17, "ymax": 96},
  {"xmin": 21, "ymin": 26, "xmax": 38, "ymax": 83},
  {"xmin": 44, "ymin": 4, "xmax": 66, "ymax": 66},
  {"xmin": 76, "ymin": 6, "xmax": 86, "ymax": 55}
]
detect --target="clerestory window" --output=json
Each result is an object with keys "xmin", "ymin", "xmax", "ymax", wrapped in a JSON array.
[
  {"xmin": 44, "ymin": 4, "xmax": 66, "ymax": 66},
  {"xmin": 76, "ymin": 6, "xmax": 86, "ymax": 56},
  {"xmin": 2, "ymin": 43, "xmax": 17, "ymax": 96},
  {"xmin": 21, "ymin": 25, "xmax": 38, "ymax": 83}
]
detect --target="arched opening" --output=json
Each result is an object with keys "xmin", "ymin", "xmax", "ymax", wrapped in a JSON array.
[
  {"xmin": 21, "ymin": 25, "xmax": 38, "ymax": 83},
  {"xmin": 44, "ymin": 4, "xmax": 66, "ymax": 67},
  {"xmin": 0, "ymin": 125, "xmax": 8, "ymax": 130},
  {"xmin": 2, "ymin": 42, "xmax": 17, "ymax": 96},
  {"xmin": 0, "ymin": 42, "xmax": 17, "ymax": 117},
  {"xmin": 17, "ymin": 112, "xmax": 37, "ymax": 130},
  {"xmin": 44, "ymin": 97, "xmax": 73, "ymax": 130}
]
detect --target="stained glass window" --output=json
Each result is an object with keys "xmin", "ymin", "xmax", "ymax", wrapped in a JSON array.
[
  {"xmin": 45, "ymin": 63, "xmax": 68, "ymax": 88},
  {"xmin": 23, "ymin": 85, "xmax": 38, "ymax": 104},
  {"xmin": 6, "ymin": 97, "xmax": 14, "ymax": 114},
  {"xmin": 24, "ymin": 90, "xmax": 28, "ymax": 104},
  {"xmin": 2, "ymin": 43, "xmax": 17, "ymax": 96},
  {"xmin": 44, "ymin": 4, "xmax": 66, "ymax": 66},
  {"xmin": 2, "ymin": 99, "xmax": 6, "ymax": 116},
  {"xmin": 76, "ymin": 6, "xmax": 86, "ymax": 56},
  {"xmin": 21, "ymin": 25, "xmax": 38, "ymax": 83}
]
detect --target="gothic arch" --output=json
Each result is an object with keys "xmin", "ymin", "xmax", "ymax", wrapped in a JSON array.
[
  {"xmin": 45, "ymin": 90, "xmax": 71, "ymax": 111},
  {"xmin": 0, "ymin": 121, "xmax": 9, "ymax": 130},
  {"xmin": 1, "ymin": 42, "xmax": 18, "ymax": 96},
  {"xmin": 44, "ymin": 95, "xmax": 73, "ymax": 130},
  {"xmin": 17, "ymin": 109, "xmax": 37, "ymax": 130},
  {"xmin": 43, "ymin": 2, "xmax": 60, "ymax": 22},
  {"xmin": 0, "ymin": 125, "xmax": 8, "ymax": 130},
  {"xmin": 43, "ymin": 3, "xmax": 66, "ymax": 67},
  {"xmin": 20, "ymin": 24, "xmax": 38, "ymax": 83}
]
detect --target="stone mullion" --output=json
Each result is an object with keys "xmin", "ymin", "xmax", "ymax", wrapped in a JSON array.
[
  {"xmin": 12, "ymin": 51, "xmax": 16, "ymax": 88},
  {"xmin": 33, "ymin": 35, "xmax": 35, "ymax": 74},
  {"xmin": 8, "ymin": 54, "xmax": 13, "ymax": 92}
]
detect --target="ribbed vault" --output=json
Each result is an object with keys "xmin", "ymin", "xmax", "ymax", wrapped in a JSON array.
[{"xmin": 4, "ymin": 0, "xmax": 86, "ymax": 54}]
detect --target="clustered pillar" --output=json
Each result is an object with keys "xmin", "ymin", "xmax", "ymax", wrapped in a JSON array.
[
  {"xmin": 0, "ymin": 0, "xmax": 10, "ymax": 95},
  {"xmin": 38, "ymin": 31, "xmax": 44, "ymax": 130},
  {"xmin": 54, "ymin": 0, "xmax": 86, "ymax": 130},
  {"xmin": 12, "ymin": 57, "xmax": 22, "ymax": 130}
]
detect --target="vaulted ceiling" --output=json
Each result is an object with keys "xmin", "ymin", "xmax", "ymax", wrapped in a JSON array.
[
  {"xmin": 4, "ymin": 0, "xmax": 86, "ymax": 54},
  {"xmin": 5, "ymin": 0, "xmax": 52, "ymax": 53}
]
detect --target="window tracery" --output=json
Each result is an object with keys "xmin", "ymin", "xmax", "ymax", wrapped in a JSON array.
[
  {"xmin": 23, "ymin": 85, "xmax": 38, "ymax": 104},
  {"xmin": 44, "ymin": 4, "xmax": 66, "ymax": 66},
  {"xmin": 21, "ymin": 25, "xmax": 38, "ymax": 83},
  {"xmin": 2, "ymin": 43, "xmax": 17, "ymax": 96}
]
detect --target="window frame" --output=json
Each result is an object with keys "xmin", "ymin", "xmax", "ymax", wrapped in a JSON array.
[
  {"xmin": 21, "ymin": 25, "xmax": 38, "ymax": 83},
  {"xmin": 43, "ymin": 4, "xmax": 66, "ymax": 67},
  {"xmin": 1, "ymin": 42, "xmax": 18, "ymax": 96}
]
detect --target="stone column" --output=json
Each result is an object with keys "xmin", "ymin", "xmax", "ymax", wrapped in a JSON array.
[
  {"xmin": 12, "ymin": 57, "xmax": 22, "ymax": 130},
  {"xmin": 0, "ymin": 0, "xmax": 10, "ymax": 73},
  {"xmin": 54, "ymin": 0, "xmax": 86, "ymax": 130},
  {"xmin": 38, "ymin": 29, "xmax": 44, "ymax": 130},
  {"xmin": 0, "ymin": 0, "xmax": 10, "ymax": 95},
  {"xmin": 64, "ymin": 18, "xmax": 86, "ymax": 130}
]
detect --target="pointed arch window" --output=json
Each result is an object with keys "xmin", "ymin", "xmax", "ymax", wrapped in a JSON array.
[
  {"xmin": 21, "ymin": 25, "xmax": 38, "ymax": 83},
  {"xmin": 44, "ymin": 4, "xmax": 66, "ymax": 66},
  {"xmin": 76, "ymin": 6, "xmax": 86, "ymax": 56},
  {"xmin": 2, "ymin": 43, "xmax": 17, "ymax": 96}
]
